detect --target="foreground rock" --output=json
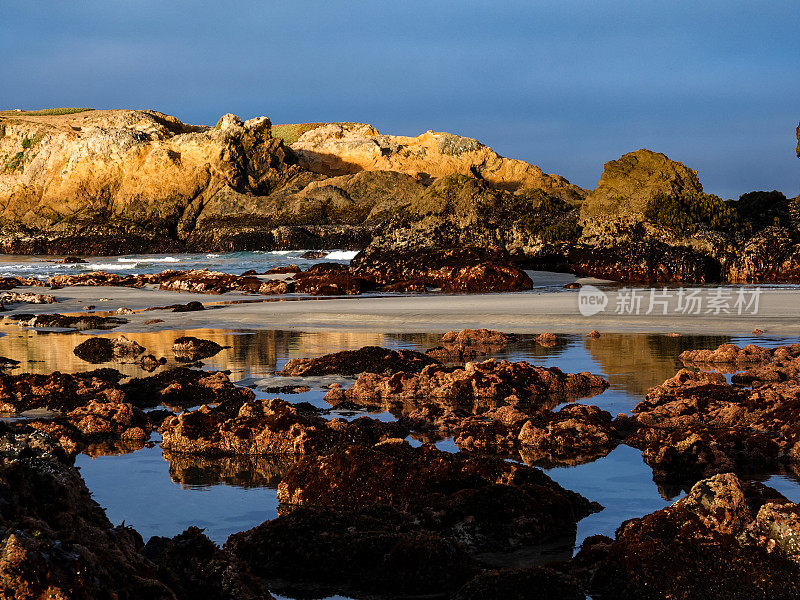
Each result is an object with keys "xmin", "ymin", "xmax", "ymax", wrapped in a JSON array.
[
  {"xmin": 586, "ymin": 474, "xmax": 800, "ymax": 599},
  {"xmin": 328, "ymin": 358, "xmax": 608, "ymax": 412},
  {"xmin": 226, "ymin": 505, "xmax": 478, "ymax": 596},
  {"xmin": 0, "ymin": 367, "xmax": 253, "ymax": 414},
  {"xmin": 73, "ymin": 335, "xmax": 146, "ymax": 363},
  {"xmin": 426, "ymin": 328, "xmax": 518, "ymax": 362},
  {"xmin": 278, "ymin": 440, "xmax": 601, "ymax": 552},
  {"xmin": 0, "ymin": 425, "xmax": 270, "ymax": 599},
  {"xmin": 456, "ymin": 403, "xmax": 629, "ymax": 466},
  {"xmin": 278, "ymin": 345, "xmax": 439, "ymax": 376},
  {"xmin": 159, "ymin": 398, "xmax": 405, "ymax": 456},
  {"xmin": 628, "ymin": 357, "xmax": 800, "ymax": 484}
]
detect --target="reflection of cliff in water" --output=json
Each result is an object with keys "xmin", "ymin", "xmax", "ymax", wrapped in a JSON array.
[
  {"xmin": 163, "ymin": 450, "xmax": 294, "ymax": 489},
  {"xmin": 0, "ymin": 328, "xmax": 395, "ymax": 378},
  {"xmin": 583, "ymin": 334, "xmax": 731, "ymax": 397}
]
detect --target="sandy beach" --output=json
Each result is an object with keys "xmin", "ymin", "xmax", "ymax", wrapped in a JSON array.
[{"xmin": 7, "ymin": 282, "xmax": 799, "ymax": 336}]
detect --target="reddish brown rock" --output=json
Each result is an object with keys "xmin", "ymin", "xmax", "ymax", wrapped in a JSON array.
[
  {"xmin": 278, "ymin": 345, "xmax": 439, "ymax": 376},
  {"xmin": 159, "ymin": 397, "xmax": 405, "ymax": 456},
  {"xmin": 0, "ymin": 369, "xmax": 125, "ymax": 413},
  {"xmin": 536, "ymin": 332, "xmax": 558, "ymax": 347},
  {"xmin": 679, "ymin": 342, "xmax": 780, "ymax": 365},
  {"xmin": 263, "ymin": 264, "xmax": 301, "ymax": 274},
  {"xmin": 350, "ymin": 247, "xmax": 534, "ymax": 292},
  {"xmin": 123, "ymin": 368, "xmax": 255, "ymax": 410},
  {"xmin": 426, "ymin": 328, "xmax": 518, "ymax": 361},
  {"xmin": 291, "ymin": 268, "xmax": 375, "ymax": 295},
  {"xmin": 331, "ymin": 359, "xmax": 608, "ymax": 411},
  {"xmin": 0, "ymin": 276, "xmax": 40, "ymax": 289},
  {"xmin": 73, "ymin": 335, "xmax": 146, "ymax": 363},
  {"xmin": 630, "ymin": 364, "xmax": 800, "ymax": 483},
  {"xmin": 159, "ymin": 269, "xmax": 264, "ymax": 294},
  {"xmin": 257, "ymin": 279, "xmax": 291, "ymax": 294},
  {"xmin": 587, "ymin": 474, "xmax": 800, "ymax": 600},
  {"xmin": 172, "ymin": 336, "xmax": 226, "ymax": 361},
  {"xmin": 277, "ymin": 440, "xmax": 601, "ymax": 552}
]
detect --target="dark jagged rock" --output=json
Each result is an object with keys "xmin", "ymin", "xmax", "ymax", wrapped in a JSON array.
[
  {"xmin": 290, "ymin": 267, "xmax": 375, "ymax": 295},
  {"xmin": 73, "ymin": 335, "xmax": 146, "ymax": 363},
  {"xmin": 172, "ymin": 336, "xmax": 225, "ymax": 361},
  {"xmin": 629, "ymin": 362, "xmax": 800, "ymax": 484},
  {"xmin": 351, "ymin": 246, "xmax": 534, "ymax": 292},
  {"xmin": 143, "ymin": 527, "xmax": 269, "ymax": 600},
  {"xmin": 587, "ymin": 474, "xmax": 800, "ymax": 600},
  {"xmin": 330, "ymin": 358, "xmax": 608, "ymax": 411},
  {"xmin": 453, "ymin": 566, "xmax": 584, "ymax": 600},
  {"xmin": 124, "ymin": 368, "xmax": 255, "ymax": 410},
  {"xmin": 171, "ymin": 300, "xmax": 205, "ymax": 312},
  {"xmin": 226, "ymin": 505, "xmax": 478, "ymax": 596},
  {"xmin": 14, "ymin": 312, "xmax": 128, "ymax": 330},
  {"xmin": 278, "ymin": 345, "xmax": 439, "ymax": 376},
  {"xmin": 0, "ymin": 369, "xmax": 125, "ymax": 413},
  {"xmin": 159, "ymin": 397, "xmax": 406, "ymax": 456},
  {"xmin": 277, "ymin": 440, "xmax": 601, "ymax": 553},
  {"xmin": 426, "ymin": 328, "xmax": 518, "ymax": 362}
]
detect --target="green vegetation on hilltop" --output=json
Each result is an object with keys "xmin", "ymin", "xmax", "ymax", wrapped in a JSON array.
[
  {"xmin": 271, "ymin": 122, "xmax": 360, "ymax": 145},
  {"xmin": 0, "ymin": 107, "xmax": 92, "ymax": 116}
]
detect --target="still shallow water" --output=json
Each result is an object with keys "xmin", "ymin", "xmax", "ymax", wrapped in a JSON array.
[{"xmin": 44, "ymin": 328, "xmax": 797, "ymax": 551}]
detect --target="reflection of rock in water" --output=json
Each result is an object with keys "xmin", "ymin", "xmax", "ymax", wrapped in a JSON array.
[
  {"xmin": 163, "ymin": 450, "xmax": 293, "ymax": 488},
  {"xmin": 584, "ymin": 333, "xmax": 731, "ymax": 397},
  {"xmin": 82, "ymin": 439, "xmax": 150, "ymax": 458}
]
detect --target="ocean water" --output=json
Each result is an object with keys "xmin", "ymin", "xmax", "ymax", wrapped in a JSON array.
[{"xmin": 0, "ymin": 250, "xmax": 360, "ymax": 278}]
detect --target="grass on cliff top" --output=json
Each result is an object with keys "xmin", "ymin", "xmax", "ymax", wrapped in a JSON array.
[
  {"xmin": 0, "ymin": 107, "xmax": 93, "ymax": 117},
  {"xmin": 272, "ymin": 122, "xmax": 361, "ymax": 144}
]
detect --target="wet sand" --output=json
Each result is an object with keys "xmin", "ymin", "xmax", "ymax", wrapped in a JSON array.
[{"xmin": 4, "ymin": 284, "xmax": 799, "ymax": 336}]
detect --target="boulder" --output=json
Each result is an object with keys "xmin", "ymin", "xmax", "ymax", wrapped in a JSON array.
[
  {"xmin": 73, "ymin": 335, "xmax": 146, "ymax": 363},
  {"xmin": 172, "ymin": 336, "xmax": 225, "ymax": 361},
  {"xmin": 579, "ymin": 149, "xmax": 703, "ymax": 231},
  {"xmin": 278, "ymin": 345, "xmax": 439, "ymax": 376}
]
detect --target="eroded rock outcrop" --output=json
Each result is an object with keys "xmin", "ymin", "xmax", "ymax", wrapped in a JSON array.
[
  {"xmin": 73, "ymin": 335, "xmax": 146, "ymax": 363},
  {"xmin": 586, "ymin": 474, "xmax": 800, "ymax": 600},
  {"xmin": 328, "ymin": 358, "xmax": 608, "ymax": 411},
  {"xmin": 288, "ymin": 122, "xmax": 585, "ymax": 199},
  {"xmin": 159, "ymin": 398, "xmax": 406, "ymax": 456},
  {"xmin": 277, "ymin": 440, "xmax": 601, "ymax": 553},
  {"xmin": 426, "ymin": 329, "xmax": 518, "ymax": 362},
  {"xmin": 278, "ymin": 345, "xmax": 439, "ymax": 376}
]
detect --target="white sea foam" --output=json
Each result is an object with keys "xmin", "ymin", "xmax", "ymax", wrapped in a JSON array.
[
  {"xmin": 325, "ymin": 250, "xmax": 359, "ymax": 260},
  {"xmin": 86, "ymin": 263, "xmax": 135, "ymax": 270},
  {"xmin": 118, "ymin": 257, "xmax": 180, "ymax": 263}
]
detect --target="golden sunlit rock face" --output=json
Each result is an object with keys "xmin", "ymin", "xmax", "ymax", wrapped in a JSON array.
[{"xmin": 289, "ymin": 122, "xmax": 586, "ymax": 200}]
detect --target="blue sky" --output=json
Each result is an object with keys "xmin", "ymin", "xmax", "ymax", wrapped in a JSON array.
[{"xmin": 2, "ymin": 1, "xmax": 798, "ymax": 198}]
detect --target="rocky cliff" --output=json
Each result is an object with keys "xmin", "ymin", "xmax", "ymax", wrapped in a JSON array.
[
  {"xmin": 288, "ymin": 122, "xmax": 586, "ymax": 201},
  {"xmin": 0, "ymin": 110, "xmax": 584, "ymax": 254}
]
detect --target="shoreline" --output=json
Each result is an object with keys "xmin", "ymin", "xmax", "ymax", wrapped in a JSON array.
[{"xmin": 6, "ymin": 284, "xmax": 800, "ymax": 336}]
